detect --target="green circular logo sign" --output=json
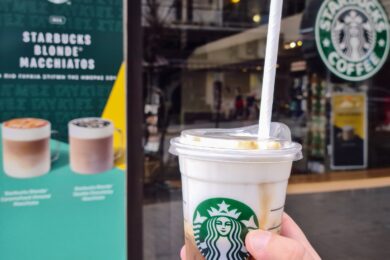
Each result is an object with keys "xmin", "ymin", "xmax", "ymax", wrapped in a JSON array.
[
  {"xmin": 315, "ymin": 0, "xmax": 390, "ymax": 81},
  {"xmin": 193, "ymin": 198, "xmax": 258, "ymax": 260}
]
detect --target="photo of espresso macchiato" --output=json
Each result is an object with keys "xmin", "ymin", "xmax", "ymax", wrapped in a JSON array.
[
  {"xmin": 69, "ymin": 118, "xmax": 120, "ymax": 174},
  {"xmin": 341, "ymin": 126, "xmax": 355, "ymax": 141},
  {"xmin": 2, "ymin": 118, "xmax": 52, "ymax": 178}
]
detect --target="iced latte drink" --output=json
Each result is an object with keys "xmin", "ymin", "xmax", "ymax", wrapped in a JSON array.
[{"xmin": 170, "ymin": 123, "xmax": 302, "ymax": 260}]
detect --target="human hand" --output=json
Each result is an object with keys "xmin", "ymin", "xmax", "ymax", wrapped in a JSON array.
[
  {"xmin": 245, "ymin": 213, "xmax": 321, "ymax": 260},
  {"xmin": 180, "ymin": 213, "xmax": 320, "ymax": 260}
]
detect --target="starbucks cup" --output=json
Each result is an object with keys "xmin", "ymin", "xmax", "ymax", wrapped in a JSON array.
[{"xmin": 169, "ymin": 122, "xmax": 302, "ymax": 260}]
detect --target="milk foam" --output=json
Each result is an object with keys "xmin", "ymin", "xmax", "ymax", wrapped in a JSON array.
[
  {"xmin": 69, "ymin": 118, "xmax": 113, "ymax": 139},
  {"xmin": 5, "ymin": 118, "xmax": 48, "ymax": 129},
  {"xmin": 182, "ymin": 133, "xmax": 284, "ymax": 151},
  {"xmin": 2, "ymin": 123, "xmax": 50, "ymax": 141}
]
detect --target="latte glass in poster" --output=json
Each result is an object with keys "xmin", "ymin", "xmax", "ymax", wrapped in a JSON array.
[
  {"xmin": 2, "ymin": 118, "xmax": 59, "ymax": 178},
  {"xmin": 69, "ymin": 117, "xmax": 123, "ymax": 174}
]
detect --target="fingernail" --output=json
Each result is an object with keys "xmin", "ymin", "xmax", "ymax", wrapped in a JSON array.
[{"xmin": 249, "ymin": 231, "xmax": 272, "ymax": 251}]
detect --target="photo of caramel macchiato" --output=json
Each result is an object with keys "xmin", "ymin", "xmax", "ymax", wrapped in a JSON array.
[
  {"xmin": 2, "ymin": 118, "xmax": 51, "ymax": 178},
  {"xmin": 69, "ymin": 118, "xmax": 117, "ymax": 174}
]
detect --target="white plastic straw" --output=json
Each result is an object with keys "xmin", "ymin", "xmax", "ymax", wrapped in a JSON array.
[{"xmin": 258, "ymin": 0, "xmax": 284, "ymax": 139}]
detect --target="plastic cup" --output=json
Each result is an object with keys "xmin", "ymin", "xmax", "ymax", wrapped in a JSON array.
[{"xmin": 169, "ymin": 123, "xmax": 302, "ymax": 260}]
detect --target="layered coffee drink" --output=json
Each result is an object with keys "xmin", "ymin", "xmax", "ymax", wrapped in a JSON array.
[
  {"xmin": 2, "ymin": 118, "xmax": 51, "ymax": 178},
  {"xmin": 170, "ymin": 123, "xmax": 302, "ymax": 259},
  {"xmin": 69, "ymin": 118, "xmax": 114, "ymax": 174},
  {"xmin": 341, "ymin": 126, "xmax": 355, "ymax": 141}
]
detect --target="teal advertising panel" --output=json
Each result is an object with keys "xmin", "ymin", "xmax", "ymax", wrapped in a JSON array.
[{"xmin": 0, "ymin": 1, "xmax": 126, "ymax": 259}]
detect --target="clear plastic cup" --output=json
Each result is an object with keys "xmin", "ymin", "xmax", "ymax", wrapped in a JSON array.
[{"xmin": 170, "ymin": 123, "xmax": 302, "ymax": 260}]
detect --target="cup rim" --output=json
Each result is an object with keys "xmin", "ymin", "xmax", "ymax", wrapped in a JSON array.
[
  {"xmin": 2, "ymin": 118, "xmax": 50, "ymax": 130},
  {"xmin": 170, "ymin": 137, "xmax": 302, "ymax": 162},
  {"xmin": 2, "ymin": 118, "xmax": 51, "ymax": 141},
  {"xmin": 68, "ymin": 117, "xmax": 113, "ymax": 129},
  {"xmin": 68, "ymin": 117, "xmax": 114, "ymax": 139}
]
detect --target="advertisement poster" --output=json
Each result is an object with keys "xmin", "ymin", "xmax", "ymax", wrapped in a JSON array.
[
  {"xmin": 331, "ymin": 93, "xmax": 367, "ymax": 169},
  {"xmin": 0, "ymin": 1, "xmax": 126, "ymax": 259}
]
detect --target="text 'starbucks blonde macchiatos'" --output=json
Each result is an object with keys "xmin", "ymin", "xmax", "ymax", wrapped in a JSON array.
[{"xmin": 170, "ymin": 123, "xmax": 302, "ymax": 260}]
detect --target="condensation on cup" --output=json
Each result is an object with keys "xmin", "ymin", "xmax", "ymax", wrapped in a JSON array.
[{"xmin": 170, "ymin": 122, "xmax": 302, "ymax": 260}]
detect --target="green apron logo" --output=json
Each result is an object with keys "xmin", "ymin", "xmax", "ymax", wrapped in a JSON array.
[
  {"xmin": 315, "ymin": 0, "xmax": 390, "ymax": 81},
  {"xmin": 193, "ymin": 198, "xmax": 258, "ymax": 260}
]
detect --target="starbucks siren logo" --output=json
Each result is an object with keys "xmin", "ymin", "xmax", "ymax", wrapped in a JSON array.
[
  {"xmin": 193, "ymin": 198, "xmax": 258, "ymax": 260},
  {"xmin": 315, "ymin": 0, "xmax": 390, "ymax": 81}
]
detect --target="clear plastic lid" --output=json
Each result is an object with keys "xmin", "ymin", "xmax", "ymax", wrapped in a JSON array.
[{"xmin": 169, "ymin": 122, "xmax": 302, "ymax": 161}]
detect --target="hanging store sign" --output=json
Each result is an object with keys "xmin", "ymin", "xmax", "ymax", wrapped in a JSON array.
[
  {"xmin": 315, "ymin": 0, "xmax": 390, "ymax": 81},
  {"xmin": 331, "ymin": 93, "xmax": 367, "ymax": 169}
]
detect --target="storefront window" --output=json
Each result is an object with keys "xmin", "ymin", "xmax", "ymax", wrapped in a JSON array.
[{"xmin": 142, "ymin": 0, "xmax": 390, "ymax": 259}]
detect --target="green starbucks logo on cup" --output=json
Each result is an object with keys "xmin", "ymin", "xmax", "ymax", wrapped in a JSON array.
[
  {"xmin": 193, "ymin": 198, "xmax": 258, "ymax": 260},
  {"xmin": 315, "ymin": 0, "xmax": 390, "ymax": 81}
]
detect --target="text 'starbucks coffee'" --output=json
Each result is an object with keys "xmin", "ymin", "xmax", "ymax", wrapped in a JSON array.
[
  {"xmin": 315, "ymin": 0, "xmax": 390, "ymax": 81},
  {"xmin": 170, "ymin": 123, "xmax": 302, "ymax": 260}
]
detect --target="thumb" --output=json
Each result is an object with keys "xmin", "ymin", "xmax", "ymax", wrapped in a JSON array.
[{"xmin": 245, "ymin": 230, "xmax": 313, "ymax": 260}]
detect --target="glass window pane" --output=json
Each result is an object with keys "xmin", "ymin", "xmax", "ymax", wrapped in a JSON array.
[{"xmin": 142, "ymin": 0, "xmax": 390, "ymax": 259}]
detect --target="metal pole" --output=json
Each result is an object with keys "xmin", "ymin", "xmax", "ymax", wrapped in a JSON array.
[{"xmin": 125, "ymin": 0, "xmax": 143, "ymax": 259}]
